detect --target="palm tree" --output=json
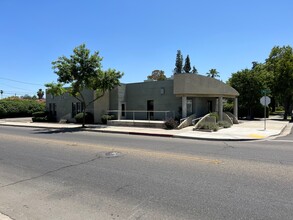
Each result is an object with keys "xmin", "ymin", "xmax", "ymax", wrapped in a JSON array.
[
  {"xmin": 37, "ymin": 89, "xmax": 44, "ymax": 99},
  {"xmin": 206, "ymin": 69, "xmax": 219, "ymax": 78}
]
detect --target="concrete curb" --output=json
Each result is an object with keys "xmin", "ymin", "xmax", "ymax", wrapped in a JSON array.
[
  {"xmin": 0, "ymin": 212, "xmax": 13, "ymax": 220},
  {"xmin": 173, "ymin": 135, "xmax": 258, "ymax": 142},
  {"xmin": 0, "ymin": 123, "xmax": 257, "ymax": 141},
  {"xmin": 1, "ymin": 122, "xmax": 290, "ymax": 142}
]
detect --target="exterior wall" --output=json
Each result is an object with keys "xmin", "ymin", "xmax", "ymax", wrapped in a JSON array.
[
  {"xmin": 174, "ymin": 73, "xmax": 239, "ymax": 97},
  {"xmin": 108, "ymin": 84, "xmax": 126, "ymax": 119},
  {"xmin": 192, "ymin": 97, "xmax": 217, "ymax": 117},
  {"xmin": 46, "ymin": 89, "xmax": 95, "ymax": 122},
  {"xmin": 93, "ymin": 91, "xmax": 109, "ymax": 123},
  {"xmin": 124, "ymin": 80, "xmax": 181, "ymax": 120}
]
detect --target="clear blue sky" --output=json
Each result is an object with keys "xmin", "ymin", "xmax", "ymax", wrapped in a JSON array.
[{"xmin": 0, "ymin": 0, "xmax": 292, "ymax": 98}]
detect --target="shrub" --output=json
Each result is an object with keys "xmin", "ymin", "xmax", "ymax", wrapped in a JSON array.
[
  {"xmin": 0, "ymin": 105, "xmax": 7, "ymax": 118},
  {"xmin": 101, "ymin": 114, "xmax": 115, "ymax": 124},
  {"xmin": 275, "ymin": 106, "xmax": 284, "ymax": 112},
  {"xmin": 164, "ymin": 118, "xmax": 178, "ymax": 129},
  {"xmin": 32, "ymin": 117, "xmax": 48, "ymax": 122},
  {"xmin": 197, "ymin": 122, "xmax": 219, "ymax": 131},
  {"xmin": 32, "ymin": 111, "xmax": 47, "ymax": 117},
  {"xmin": 217, "ymin": 121, "xmax": 232, "ymax": 128},
  {"xmin": 209, "ymin": 112, "xmax": 219, "ymax": 122},
  {"xmin": 0, "ymin": 99, "xmax": 45, "ymax": 118},
  {"xmin": 74, "ymin": 112, "xmax": 94, "ymax": 124}
]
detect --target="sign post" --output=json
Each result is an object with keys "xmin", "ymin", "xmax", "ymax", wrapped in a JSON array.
[{"xmin": 260, "ymin": 95, "xmax": 271, "ymax": 130}]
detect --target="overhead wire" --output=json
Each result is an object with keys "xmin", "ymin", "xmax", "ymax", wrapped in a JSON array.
[{"xmin": 0, "ymin": 77, "xmax": 43, "ymax": 86}]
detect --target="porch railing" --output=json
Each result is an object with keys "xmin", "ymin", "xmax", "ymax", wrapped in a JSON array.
[{"xmin": 107, "ymin": 110, "xmax": 175, "ymax": 121}]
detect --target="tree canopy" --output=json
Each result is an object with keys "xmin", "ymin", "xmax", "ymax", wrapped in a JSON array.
[
  {"xmin": 266, "ymin": 46, "xmax": 293, "ymax": 119},
  {"xmin": 147, "ymin": 70, "xmax": 167, "ymax": 81},
  {"xmin": 174, "ymin": 50, "xmax": 183, "ymax": 74},
  {"xmin": 228, "ymin": 68, "xmax": 264, "ymax": 119},
  {"xmin": 183, "ymin": 55, "xmax": 191, "ymax": 73},
  {"xmin": 37, "ymin": 89, "xmax": 44, "ymax": 99},
  {"xmin": 227, "ymin": 45, "xmax": 293, "ymax": 120},
  {"xmin": 206, "ymin": 69, "xmax": 219, "ymax": 78},
  {"xmin": 46, "ymin": 44, "xmax": 123, "ymax": 127},
  {"xmin": 192, "ymin": 66, "xmax": 198, "ymax": 74}
]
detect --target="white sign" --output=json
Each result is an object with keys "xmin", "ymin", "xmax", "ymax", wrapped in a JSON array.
[{"xmin": 260, "ymin": 96, "xmax": 271, "ymax": 106}]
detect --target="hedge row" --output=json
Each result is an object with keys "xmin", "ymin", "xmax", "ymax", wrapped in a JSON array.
[{"xmin": 0, "ymin": 98, "xmax": 45, "ymax": 118}]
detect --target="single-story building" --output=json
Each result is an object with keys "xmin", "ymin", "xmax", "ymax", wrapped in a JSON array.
[{"xmin": 46, "ymin": 73, "xmax": 239, "ymax": 124}]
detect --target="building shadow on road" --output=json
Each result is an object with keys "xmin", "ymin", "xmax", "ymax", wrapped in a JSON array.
[{"xmin": 31, "ymin": 126, "xmax": 107, "ymax": 134}]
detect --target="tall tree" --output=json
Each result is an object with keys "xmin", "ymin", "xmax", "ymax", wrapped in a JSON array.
[
  {"xmin": 206, "ymin": 69, "xmax": 220, "ymax": 78},
  {"xmin": 228, "ymin": 69, "xmax": 264, "ymax": 119},
  {"xmin": 183, "ymin": 55, "xmax": 191, "ymax": 73},
  {"xmin": 147, "ymin": 70, "xmax": 167, "ymax": 81},
  {"xmin": 0, "ymin": 90, "xmax": 3, "ymax": 99},
  {"xmin": 37, "ymin": 89, "xmax": 44, "ymax": 99},
  {"xmin": 266, "ymin": 45, "xmax": 293, "ymax": 119},
  {"xmin": 46, "ymin": 44, "xmax": 123, "ymax": 127},
  {"xmin": 192, "ymin": 66, "xmax": 198, "ymax": 74},
  {"xmin": 174, "ymin": 50, "xmax": 183, "ymax": 74}
]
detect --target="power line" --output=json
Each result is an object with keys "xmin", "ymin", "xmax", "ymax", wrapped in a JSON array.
[
  {"xmin": 0, "ymin": 82, "xmax": 35, "ymax": 92},
  {"xmin": 0, "ymin": 77, "xmax": 43, "ymax": 86}
]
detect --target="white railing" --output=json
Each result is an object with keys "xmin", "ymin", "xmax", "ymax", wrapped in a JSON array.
[{"xmin": 107, "ymin": 110, "xmax": 175, "ymax": 121}]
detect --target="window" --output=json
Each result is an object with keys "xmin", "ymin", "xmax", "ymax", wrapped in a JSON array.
[
  {"xmin": 187, "ymin": 99, "xmax": 192, "ymax": 115},
  {"xmin": 207, "ymin": 100, "xmax": 213, "ymax": 112},
  {"xmin": 49, "ymin": 103, "xmax": 56, "ymax": 116},
  {"xmin": 121, "ymin": 103, "xmax": 125, "ymax": 117},
  {"xmin": 72, "ymin": 102, "xmax": 84, "ymax": 118}
]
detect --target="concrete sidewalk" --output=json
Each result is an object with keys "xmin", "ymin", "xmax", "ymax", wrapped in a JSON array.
[{"xmin": 0, "ymin": 117, "xmax": 291, "ymax": 141}]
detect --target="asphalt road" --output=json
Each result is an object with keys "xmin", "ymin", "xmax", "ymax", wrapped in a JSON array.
[{"xmin": 0, "ymin": 126, "xmax": 292, "ymax": 220}]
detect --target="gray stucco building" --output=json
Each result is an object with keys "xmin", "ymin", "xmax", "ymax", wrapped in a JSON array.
[{"xmin": 46, "ymin": 73, "xmax": 239, "ymax": 123}]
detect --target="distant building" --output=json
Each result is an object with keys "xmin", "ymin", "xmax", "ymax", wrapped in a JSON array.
[{"xmin": 46, "ymin": 73, "xmax": 239, "ymax": 123}]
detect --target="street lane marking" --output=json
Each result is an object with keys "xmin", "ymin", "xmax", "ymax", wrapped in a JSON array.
[{"xmin": 0, "ymin": 133, "xmax": 222, "ymax": 165}]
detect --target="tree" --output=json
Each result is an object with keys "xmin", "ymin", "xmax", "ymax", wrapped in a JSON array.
[
  {"xmin": 22, "ymin": 94, "xmax": 33, "ymax": 99},
  {"xmin": 37, "ymin": 89, "xmax": 44, "ymax": 99},
  {"xmin": 183, "ymin": 55, "xmax": 191, "ymax": 73},
  {"xmin": 206, "ymin": 69, "xmax": 220, "ymax": 78},
  {"xmin": 228, "ymin": 68, "xmax": 264, "ymax": 119},
  {"xmin": 0, "ymin": 90, "xmax": 3, "ymax": 99},
  {"xmin": 266, "ymin": 45, "xmax": 293, "ymax": 119},
  {"xmin": 174, "ymin": 50, "xmax": 183, "ymax": 74},
  {"xmin": 46, "ymin": 44, "xmax": 123, "ymax": 127},
  {"xmin": 147, "ymin": 70, "xmax": 167, "ymax": 81},
  {"xmin": 192, "ymin": 66, "xmax": 198, "ymax": 74}
]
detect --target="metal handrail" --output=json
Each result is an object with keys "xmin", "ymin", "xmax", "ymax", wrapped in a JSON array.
[{"xmin": 107, "ymin": 110, "xmax": 174, "ymax": 121}]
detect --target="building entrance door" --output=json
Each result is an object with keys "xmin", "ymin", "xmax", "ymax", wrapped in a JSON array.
[
  {"xmin": 121, "ymin": 103, "xmax": 126, "ymax": 119},
  {"xmin": 147, "ymin": 100, "xmax": 154, "ymax": 120}
]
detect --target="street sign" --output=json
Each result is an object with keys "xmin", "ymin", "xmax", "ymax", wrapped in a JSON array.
[{"xmin": 260, "ymin": 96, "xmax": 271, "ymax": 107}]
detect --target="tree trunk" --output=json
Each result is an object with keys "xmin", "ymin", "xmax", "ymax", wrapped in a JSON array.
[
  {"xmin": 82, "ymin": 103, "xmax": 86, "ymax": 128},
  {"xmin": 283, "ymin": 96, "xmax": 292, "ymax": 120},
  {"xmin": 271, "ymin": 97, "xmax": 276, "ymax": 112}
]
